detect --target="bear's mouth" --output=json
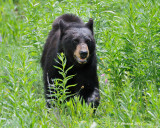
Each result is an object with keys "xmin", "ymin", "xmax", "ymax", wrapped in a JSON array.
[{"xmin": 74, "ymin": 55, "xmax": 87, "ymax": 64}]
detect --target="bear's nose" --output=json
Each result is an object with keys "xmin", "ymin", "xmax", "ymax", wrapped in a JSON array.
[{"xmin": 80, "ymin": 51, "xmax": 88, "ymax": 59}]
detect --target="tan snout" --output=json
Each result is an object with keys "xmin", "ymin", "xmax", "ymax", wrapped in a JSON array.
[{"xmin": 74, "ymin": 43, "xmax": 89, "ymax": 64}]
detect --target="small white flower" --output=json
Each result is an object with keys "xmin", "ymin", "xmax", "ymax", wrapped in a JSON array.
[{"xmin": 90, "ymin": 122, "xmax": 97, "ymax": 128}]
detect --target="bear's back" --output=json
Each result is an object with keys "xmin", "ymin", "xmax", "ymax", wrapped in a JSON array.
[{"xmin": 52, "ymin": 14, "xmax": 84, "ymax": 31}]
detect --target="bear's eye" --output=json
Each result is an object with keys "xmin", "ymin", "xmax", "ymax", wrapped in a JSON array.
[
  {"xmin": 86, "ymin": 39, "xmax": 91, "ymax": 44},
  {"xmin": 72, "ymin": 39, "xmax": 79, "ymax": 44}
]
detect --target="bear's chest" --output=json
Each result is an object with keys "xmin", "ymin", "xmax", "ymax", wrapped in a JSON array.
[{"xmin": 68, "ymin": 72, "xmax": 93, "ymax": 93}]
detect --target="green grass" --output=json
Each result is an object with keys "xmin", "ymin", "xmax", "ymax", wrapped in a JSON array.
[{"xmin": 0, "ymin": 0, "xmax": 160, "ymax": 127}]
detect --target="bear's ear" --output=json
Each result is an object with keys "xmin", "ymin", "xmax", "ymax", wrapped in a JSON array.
[
  {"xmin": 85, "ymin": 18, "xmax": 94, "ymax": 34},
  {"xmin": 59, "ymin": 20, "xmax": 67, "ymax": 35}
]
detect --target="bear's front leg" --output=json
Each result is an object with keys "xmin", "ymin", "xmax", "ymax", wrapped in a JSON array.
[{"xmin": 87, "ymin": 88, "xmax": 100, "ymax": 108}]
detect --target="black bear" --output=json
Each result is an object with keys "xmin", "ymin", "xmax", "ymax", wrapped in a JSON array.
[{"xmin": 41, "ymin": 14, "xmax": 100, "ymax": 108}]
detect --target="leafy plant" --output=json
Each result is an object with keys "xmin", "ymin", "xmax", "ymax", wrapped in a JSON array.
[{"xmin": 47, "ymin": 53, "xmax": 75, "ymax": 107}]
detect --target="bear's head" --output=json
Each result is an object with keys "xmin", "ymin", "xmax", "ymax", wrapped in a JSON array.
[{"xmin": 59, "ymin": 19, "xmax": 96, "ymax": 65}]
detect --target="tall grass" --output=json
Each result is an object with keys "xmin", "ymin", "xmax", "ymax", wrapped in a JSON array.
[{"xmin": 0, "ymin": 0, "xmax": 159, "ymax": 127}]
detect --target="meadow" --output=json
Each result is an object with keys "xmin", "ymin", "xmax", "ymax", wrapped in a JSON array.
[{"xmin": 0, "ymin": 0, "xmax": 160, "ymax": 127}]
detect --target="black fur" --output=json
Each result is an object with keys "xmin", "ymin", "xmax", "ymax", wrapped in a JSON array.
[{"xmin": 41, "ymin": 14, "xmax": 100, "ymax": 108}]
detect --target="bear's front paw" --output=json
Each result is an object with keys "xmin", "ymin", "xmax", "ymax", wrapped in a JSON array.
[{"xmin": 87, "ymin": 88, "xmax": 100, "ymax": 108}]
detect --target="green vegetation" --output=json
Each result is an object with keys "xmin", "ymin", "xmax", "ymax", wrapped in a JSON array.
[{"xmin": 0, "ymin": 0, "xmax": 159, "ymax": 127}]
